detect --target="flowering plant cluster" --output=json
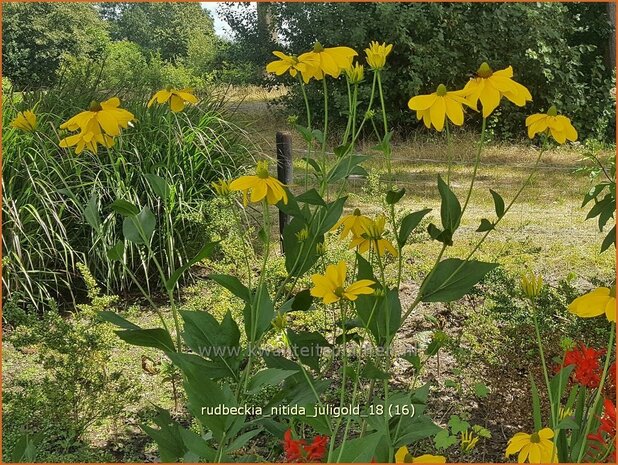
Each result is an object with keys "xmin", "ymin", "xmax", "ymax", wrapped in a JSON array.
[
  {"xmin": 55, "ymin": 38, "xmax": 609, "ymax": 464},
  {"xmin": 506, "ymin": 279, "xmax": 616, "ymax": 463}
]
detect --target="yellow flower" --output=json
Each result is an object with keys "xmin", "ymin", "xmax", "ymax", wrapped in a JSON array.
[
  {"xmin": 568, "ymin": 287, "xmax": 616, "ymax": 322},
  {"xmin": 364, "ymin": 41, "xmax": 393, "ymax": 70},
  {"xmin": 525, "ymin": 106, "xmax": 577, "ymax": 144},
  {"xmin": 462, "ymin": 62, "xmax": 532, "ymax": 118},
  {"xmin": 10, "ymin": 110, "xmax": 37, "ymax": 132},
  {"xmin": 408, "ymin": 84, "xmax": 471, "ymax": 131},
  {"xmin": 60, "ymin": 97, "xmax": 134, "ymax": 137},
  {"xmin": 332, "ymin": 208, "xmax": 372, "ymax": 239},
  {"xmin": 349, "ymin": 216, "xmax": 398, "ymax": 257},
  {"xmin": 298, "ymin": 42, "xmax": 357, "ymax": 79},
  {"xmin": 505, "ymin": 428, "xmax": 556, "ymax": 463},
  {"xmin": 148, "ymin": 87, "xmax": 198, "ymax": 112},
  {"xmin": 395, "ymin": 447, "xmax": 446, "ymax": 463},
  {"xmin": 211, "ymin": 179, "xmax": 231, "ymax": 196},
  {"xmin": 59, "ymin": 119, "xmax": 115, "ymax": 155},
  {"xmin": 310, "ymin": 261, "xmax": 375, "ymax": 304},
  {"xmin": 345, "ymin": 62, "xmax": 365, "ymax": 85},
  {"xmin": 521, "ymin": 272, "xmax": 543, "ymax": 299},
  {"xmin": 229, "ymin": 160, "xmax": 288, "ymax": 205},
  {"xmin": 266, "ymin": 51, "xmax": 318, "ymax": 83}
]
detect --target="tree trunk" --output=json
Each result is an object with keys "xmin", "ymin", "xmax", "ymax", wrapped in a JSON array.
[{"xmin": 608, "ymin": 1, "xmax": 616, "ymax": 70}]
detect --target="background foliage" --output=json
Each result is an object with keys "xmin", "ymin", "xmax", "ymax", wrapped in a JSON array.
[{"xmin": 220, "ymin": 2, "xmax": 616, "ymax": 142}]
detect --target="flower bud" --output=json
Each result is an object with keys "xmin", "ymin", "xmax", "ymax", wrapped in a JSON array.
[{"xmin": 521, "ymin": 272, "xmax": 543, "ymax": 299}]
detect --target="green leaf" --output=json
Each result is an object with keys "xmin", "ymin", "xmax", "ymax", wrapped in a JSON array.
[
  {"xmin": 318, "ymin": 196, "xmax": 348, "ymax": 235},
  {"xmin": 166, "ymin": 241, "xmax": 218, "ymax": 291},
  {"xmin": 98, "ymin": 311, "xmax": 141, "ymax": 330},
  {"xmin": 291, "ymin": 289, "xmax": 314, "ymax": 312},
  {"xmin": 244, "ymin": 283, "xmax": 275, "ymax": 342},
  {"xmin": 116, "ymin": 328, "xmax": 175, "ymax": 352},
  {"xmin": 179, "ymin": 428, "xmax": 217, "ymax": 461},
  {"xmin": 555, "ymin": 418, "xmax": 579, "ymax": 430},
  {"xmin": 420, "ymin": 258, "xmax": 498, "ymax": 302},
  {"xmin": 110, "ymin": 199, "xmax": 139, "ymax": 217},
  {"xmin": 434, "ymin": 429, "xmax": 458, "ymax": 450},
  {"xmin": 361, "ymin": 360, "xmax": 390, "ymax": 379},
  {"xmin": 448, "ymin": 415, "xmax": 470, "ymax": 435},
  {"xmin": 425, "ymin": 330, "xmax": 448, "ymax": 356},
  {"xmin": 141, "ymin": 408, "xmax": 187, "ymax": 463},
  {"xmin": 398, "ymin": 209, "xmax": 432, "ymax": 246},
  {"xmin": 226, "ymin": 429, "xmax": 263, "ymax": 453},
  {"xmin": 122, "ymin": 207, "xmax": 156, "ymax": 244},
  {"xmin": 476, "ymin": 218, "xmax": 494, "ymax": 232},
  {"xmin": 474, "ymin": 382, "xmax": 490, "ymax": 398},
  {"xmin": 180, "ymin": 310, "xmax": 241, "ymax": 378},
  {"xmin": 10, "ymin": 432, "xmax": 42, "ymax": 462},
  {"xmin": 295, "ymin": 124, "xmax": 313, "ymax": 143},
  {"xmin": 437, "ymin": 175, "xmax": 461, "ymax": 233},
  {"xmin": 286, "ymin": 329, "xmax": 331, "ymax": 372},
  {"xmin": 550, "ymin": 365, "xmax": 575, "ymax": 402},
  {"xmin": 208, "ymin": 273, "xmax": 251, "ymax": 302},
  {"xmin": 386, "ymin": 188, "xmax": 406, "ymax": 205},
  {"xmin": 144, "ymin": 173, "xmax": 171, "ymax": 200},
  {"xmin": 601, "ymin": 225, "xmax": 616, "ymax": 252},
  {"xmin": 83, "ymin": 193, "xmax": 101, "ymax": 230},
  {"xmin": 327, "ymin": 155, "xmax": 370, "ymax": 183},
  {"xmin": 331, "ymin": 432, "xmax": 384, "ymax": 462},
  {"xmin": 107, "ymin": 241, "xmax": 124, "ymax": 261},
  {"xmin": 296, "ymin": 188, "xmax": 326, "ymax": 206},
  {"xmin": 401, "ymin": 353, "xmax": 421, "ymax": 372},
  {"xmin": 247, "ymin": 368, "xmax": 298, "ymax": 394},
  {"xmin": 490, "ymin": 189, "xmax": 505, "ymax": 218},
  {"xmin": 427, "ymin": 222, "xmax": 453, "ymax": 246}
]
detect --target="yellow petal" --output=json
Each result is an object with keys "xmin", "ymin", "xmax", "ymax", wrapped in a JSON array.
[
  {"xmin": 395, "ymin": 446, "xmax": 409, "ymax": 463},
  {"xmin": 408, "ymin": 93, "xmax": 437, "ymax": 111},
  {"xmin": 445, "ymin": 97, "xmax": 464, "ymax": 126},
  {"xmin": 169, "ymin": 95, "xmax": 185, "ymax": 112}
]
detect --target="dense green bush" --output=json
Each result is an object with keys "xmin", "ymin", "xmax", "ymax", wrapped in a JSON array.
[
  {"xmin": 2, "ymin": 84, "xmax": 253, "ymax": 310},
  {"xmin": 4, "ymin": 265, "xmax": 137, "ymax": 460},
  {"xmin": 222, "ymin": 2, "xmax": 616, "ymax": 142}
]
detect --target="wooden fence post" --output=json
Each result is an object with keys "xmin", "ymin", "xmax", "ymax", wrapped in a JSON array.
[{"xmin": 276, "ymin": 131, "xmax": 293, "ymax": 252}]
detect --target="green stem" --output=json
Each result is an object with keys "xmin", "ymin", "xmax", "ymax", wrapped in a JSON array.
[
  {"xmin": 460, "ymin": 117, "xmax": 486, "ymax": 219},
  {"xmin": 445, "ymin": 119, "xmax": 453, "ymax": 187},
  {"xmin": 532, "ymin": 305, "xmax": 555, "ymax": 428}
]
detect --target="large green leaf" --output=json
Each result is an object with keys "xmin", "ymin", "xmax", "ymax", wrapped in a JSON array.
[
  {"xmin": 116, "ymin": 327, "xmax": 175, "ymax": 352},
  {"xmin": 244, "ymin": 283, "xmax": 274, "ymax": 341},
  {"xmin": 180, "ymin": 310, "xmax": 241, "ymax": 379},
  {"xmin": 141, "ymin": 408, "xmax": 187, "ymax": 463},
  {"xmin": 420, "ymin": 258, "xmax": 497, "ymax": 302},
  {"xmin": 398, "ymin": 208, "xmax": 432, "ymax": 246},
  {"xmin": 331, "ymin": 432, "xmax": 384, "ymax": 462},
  {"xmin": 122, "ymin": 206, "xmax": 156, "ymax": 244},
  {"xmin": 286, "ymin": 329, "xmax": 331, "ymax": 372},
  {"xmin": 437, "ymin": 175, "xmax": 461, "ymax": 233},
  {"xmin": 208, "ymin": 273, "xmax": 251, "ymax": 302}
]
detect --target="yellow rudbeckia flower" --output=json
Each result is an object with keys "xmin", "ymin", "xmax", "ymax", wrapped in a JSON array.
[
  {"xmin": 462, "ymin": 62, "xmax": 532, "ymax": 118},
  {"xmin": 331, "ymin": 208, "xmax": 372, "ymax": 239},
  {"xmin": 148, "ymin": 87, "xmax": 198, "ymax": 113},
  {"xmin": 568, "ymin": 286, "xmax": 616, "ymax": 322},
  {"xmin": 298, "ymin": 42, "xmax": 357, "ymax": 79},
  {"xmin": 505, "ymin": 428, "xmax": 556, "ymax": 463},
  {"xmin": 229, "ymin": 160, "xmax": 288, "ymax": 205},
  {"xmin": 310, "ymin": 260, "xmax": 375, "ymax": 304},
  {"xmin": 395, "ymin": 447, "xmax": 446, "ymax": 463},
  {"xmin": 266, "ymin": 51, "xmax": 318, "ymax": 83},
  {"xmin": 408, "ymin": 84, "xmax": 471, "ymax": 131},
  {"xmin": 60, "ymin": 97, "xmax": 134, "ymax": 137},
  {"xmin": 525, "ymin": 106, "xmax": 577, "ymax": 144},
  {"xmin": 349, "ymin": 216, "xmax": 398, "ymax": 257},
  {"xmin": 364, "ymin": 41, "xmax": 393, "ymax": 70},
  {"xmin": 59, "ymin": 119, "xmax": 115, "ymax": 155},
  {"xmin": 10, "ymin": 110, "xmax": 37, "ymax": 132}
]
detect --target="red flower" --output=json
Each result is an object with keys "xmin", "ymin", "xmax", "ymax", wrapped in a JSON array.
[
  {"xmin": 587, "ymin": 399, "xmax": 616, "ymax": 462},
  {"xmin": 562, "ymin": 343, "xmax": 605, "ymax": 388},
  {"xmin": 282, "ymin": 429, "xmax": 329, "ymax": 463}
]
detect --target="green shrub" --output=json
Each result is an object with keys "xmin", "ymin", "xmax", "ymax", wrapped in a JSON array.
[{"xmin": 4, "ymin": 265, "xmax": 137, "ymax": 459}]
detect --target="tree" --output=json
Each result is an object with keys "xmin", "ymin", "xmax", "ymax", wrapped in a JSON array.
[
  {"xmin": 2, "ymin": 3, "xmax": 110, "ymax": 89},
  {"xmin": 100, "ymin": 3, "xmax": 215, "ymax": 62}
]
